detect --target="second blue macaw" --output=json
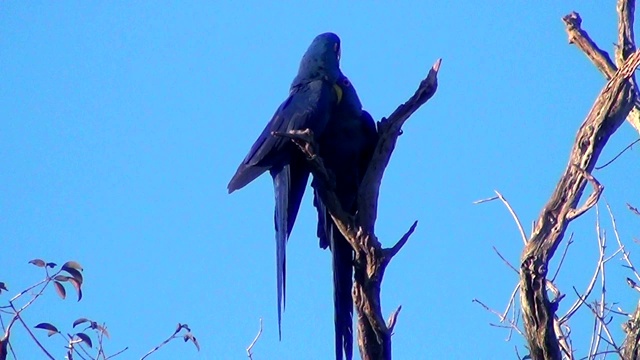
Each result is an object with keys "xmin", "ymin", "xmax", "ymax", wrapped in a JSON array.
[{"xmin": 314, "ymin": 74, "xmax": 378, "ymax": 360}]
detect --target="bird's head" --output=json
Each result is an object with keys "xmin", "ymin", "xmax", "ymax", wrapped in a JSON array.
[{"xmin": 292, "ymin": 32, "xmax": 342, "ymax": 86}]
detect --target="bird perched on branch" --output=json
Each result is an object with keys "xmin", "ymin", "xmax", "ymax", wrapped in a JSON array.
[
  {"xmin": 227, "ymin": 32, "xmax": 343, "ymax": 339},
  {"xmin": 314, "ymin": 74, "xmax": 378, "ymax": 360}
]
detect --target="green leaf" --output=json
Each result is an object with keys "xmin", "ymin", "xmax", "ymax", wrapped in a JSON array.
[
  {"xmin": 183, "ymin": 332, "xmax": 200, "ymax": 351},
  {"xmin": 62, "ymin": 261, "xmax": 83, "ymax": 271},
  {"xmin": 75, "ymin": 332, "xmax": 92, "ymax": 348},
  {"xmin": 62, "ymin": 267, "xmax": 83, "ymax": 286},
  {"xmin": 67, "ymin": 277, "xmax": 83, "ymax": 301},
  {"xmin": 53, "ymin": 281, "xmax": 66, "ymax": 300},
  {"xmin": 34, "ymin": 323, "xmax": 59, "ymax": 337},
  {"xmin": 73, "ymin": 318, "xmax": 91, "ymax": 328},
  {"xmin": 28, "ymin": 259, "xmax": 45, "ymax": 268}
]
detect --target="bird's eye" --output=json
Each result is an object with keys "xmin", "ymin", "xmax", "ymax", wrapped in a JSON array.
[{"xmin": 342, "ymin": 78, "xmax": 351, "ymax": 87}]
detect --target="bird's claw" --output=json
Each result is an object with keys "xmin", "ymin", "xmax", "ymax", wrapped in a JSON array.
[{"xmin": 272, "ymin": 129, "xmax": 318, "ymax": 159}]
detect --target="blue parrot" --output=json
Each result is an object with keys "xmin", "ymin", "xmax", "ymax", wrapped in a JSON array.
[
  {"xmin": 227, "ymin": 33, "xmax": 343, "ymax": 339},
  {"xmin": 314, "ymin": 74, "xmax": 378, "ymax": 360}
]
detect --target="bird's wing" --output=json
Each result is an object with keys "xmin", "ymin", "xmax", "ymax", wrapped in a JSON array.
[
  {"xmin": 227, "ymin": 79, "xmax": 338, "ymax": 339},
  {"xmin": 227, "ymin": 79, "xmax": 336, "ymax": 193}
]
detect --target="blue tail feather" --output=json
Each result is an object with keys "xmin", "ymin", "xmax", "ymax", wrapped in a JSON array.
[{"xmin": 271, "ymin": 159, "xmax": 310, "ymax": 340}]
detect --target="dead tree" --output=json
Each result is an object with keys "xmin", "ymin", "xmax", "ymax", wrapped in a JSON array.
[{"xmin": 518, "ymin": 1, "xmax": 640, "ymax": 359}]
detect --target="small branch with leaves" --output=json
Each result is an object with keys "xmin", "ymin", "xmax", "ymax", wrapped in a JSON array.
[
  {"xmin": 140, "ymin": 323, "xmax": 200, "ymax": 360},
  {"xmin": 0, "ymin": 259, "xmax": 198, "ymax": 360}
]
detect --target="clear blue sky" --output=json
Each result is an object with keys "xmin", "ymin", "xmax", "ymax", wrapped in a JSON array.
[{"xmin": 2, "ymin": 2, "xmax": 640, "ymax": 359}]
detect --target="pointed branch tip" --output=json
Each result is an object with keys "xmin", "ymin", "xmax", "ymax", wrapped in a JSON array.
[
  {"xmin": 386, "ymin": 305, "xmax": 403, "ymax": 334},
  {"xmin": 433, "ymin": 58, "xmax": 442, "ymax": 72},
  {"xmin": 385, "ymin": 220, "xmax": 418, "ymax": 261}
]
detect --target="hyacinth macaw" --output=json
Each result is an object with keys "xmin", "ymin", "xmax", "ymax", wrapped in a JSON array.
[
  {"xmin": 227, "ymin": 32, "xmax": 343, "ymax": 338},
  {"xmin": 314, "ymin": 74, "xmax": 378, "ymax": 360}
]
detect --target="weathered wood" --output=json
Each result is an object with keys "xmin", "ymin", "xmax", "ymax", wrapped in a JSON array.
[
  {"xmin": 563, "ymin": 9, "xmax": 640, "ymax": 135},
  {"xmin": 623, "ymin": 301, "xmax": 640, "ymax": 359},
  {"xmin": 520, "ymin": 50, "xmax": 640, "ymax": 360}
]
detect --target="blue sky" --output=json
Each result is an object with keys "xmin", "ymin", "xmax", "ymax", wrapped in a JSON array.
[{"xmin": 2, "ymin": 2, "xmax": 640, "ymax": 359}]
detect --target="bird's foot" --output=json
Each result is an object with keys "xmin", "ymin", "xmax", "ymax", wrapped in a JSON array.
[{"xmin": 271, "ymin": 129, "xmax": 318, "ymax": 159}]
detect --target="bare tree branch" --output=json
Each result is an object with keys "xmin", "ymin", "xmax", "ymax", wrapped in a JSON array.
[
  {"xmin": 495, "ymin": 191, "xmax": 529, "ymax": 244},
  {"xmin": 473, "ymin": 191, "xmax": 528, "ymax": 244},
  {"xmin": 563, "ymin": 9, "xmax": 640, "ymax": 135},
  {"xmin": 357, "ymin": 59, "xmax": 441, "ymax": 232},
  {"xmin": 383, "ymin": 221, "xmax": 418, "ymax": 262},
  {"xmin": 617, "ymin": 0, "xmax": 637, "ymax": 66},
  {"xmin": 246, "ymin": 318, "xmax": 263, "ymax": 360}
]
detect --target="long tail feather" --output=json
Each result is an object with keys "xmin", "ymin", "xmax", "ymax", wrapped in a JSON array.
[
  {"xmin": 271, "ymin": 160, "xmax": 309, "ymax": 340},
  {"xmin": 272, "ymin": 166, "xmax": 289, "ymax": 340},
  {"xmin": 330, "ymin": 223, "xmax": 354, "ymax": 360},
  {"xmin": 314, "ymin": 190, "xmax": 354, "ymax": 360}
]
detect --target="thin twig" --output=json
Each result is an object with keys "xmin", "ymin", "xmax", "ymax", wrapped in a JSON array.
[
  {"xmin": 494, "ymin": 191, "xmax": 528, "ymax": 244},
  {"xmin": 627, "ymin": 203, "xmax": 640, "ymax": 216},
  {"xmin": 9, "ymin": 303, "xmax": 55, "ymax": 359},
  {"xmin": 594, "ymin": 138, "xmax": 640, "ymax": 169},
  {"xmin": 560, "ymin": 206, "xmax": 606, "ymax": 323},
  {"xmin": 472, "ymin": 297, "xmax": 524, "ymax": 337},
  {"xmin": 574, "ymin": 289, "xmax": 622, "ymax": 358},
  {"xmin": 550, "ymin": 233, "xmax": 574, "ymax": 282},
  {"xmin": 501, "ymin": 284, "xmax": 521, "ymax": 322},
  {"xmin": 607, "ymin": 202, "xmax": 640, "ymax": 282},
  {"xmin": 140, "ymin": 324, "xmax": 186, "ymax": 360},
  {"xmin": 105, "ymin": 346, "xmax": 129, "ymax": 360},
  {"xmin": 246, "ymin": 318, "xmax": 263, "ymax": 360},
  {"xmin": 473, "ymin": 192, "xmax": 527, "ymax": 244},
  {"xmin": 492, "ymin": 246, "xmax": 518, "ymax": 274},
  {"xmin": 473, "ymin": 196, "xmax": 499, "ymax": 204}
]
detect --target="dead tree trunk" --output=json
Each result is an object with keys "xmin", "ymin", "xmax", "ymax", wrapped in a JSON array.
[
  {"xmin": 520, "ymin": 51, "xmax": 639, "ymax": 358},
  {"xmin": 519, "ymin": 2, "xmax": 640, "ymax": 358}
]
